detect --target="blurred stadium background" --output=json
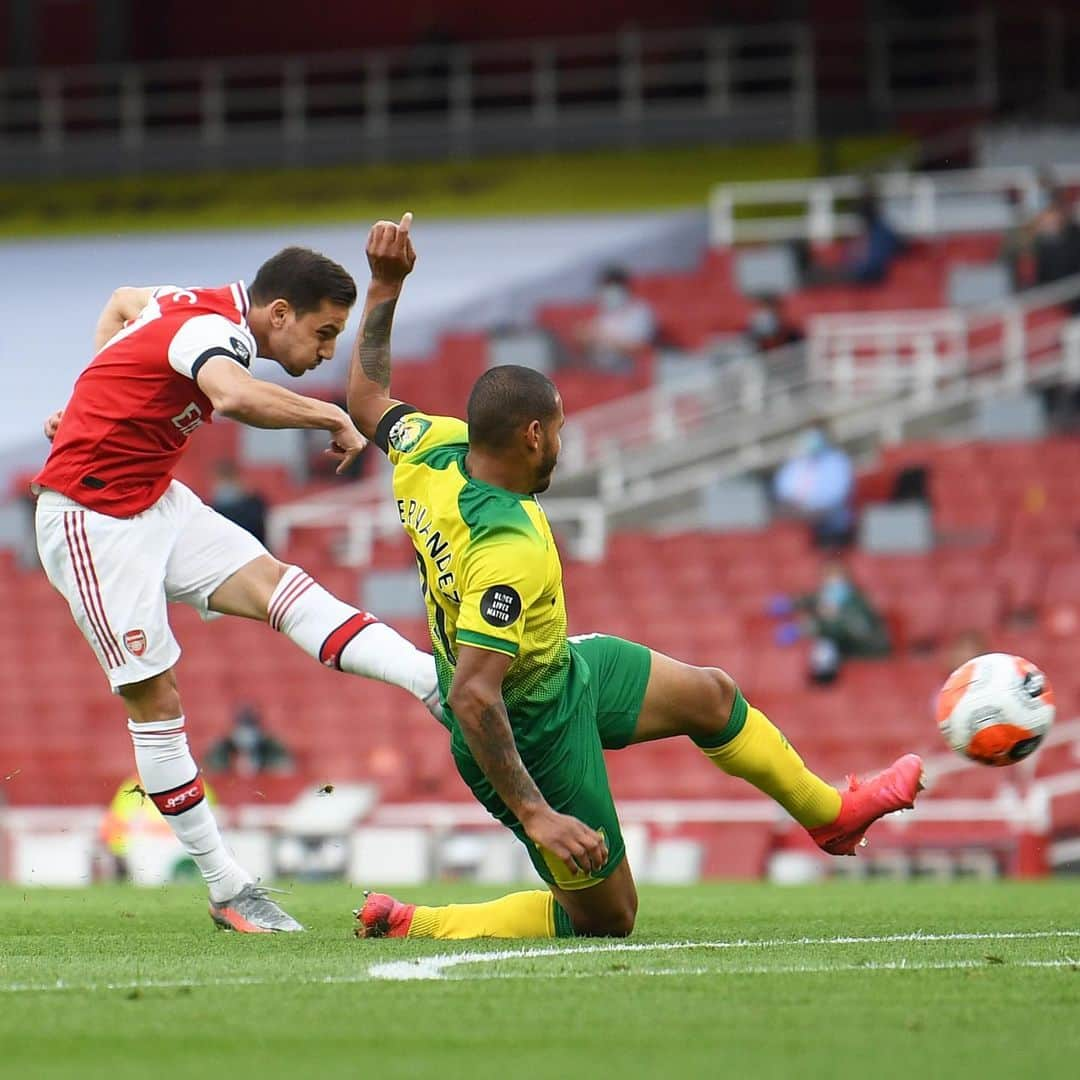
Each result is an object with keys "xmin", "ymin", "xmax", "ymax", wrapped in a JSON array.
[{"xmin": 2, "ymin": 0, "xmax": 1080, "ymax": 893}]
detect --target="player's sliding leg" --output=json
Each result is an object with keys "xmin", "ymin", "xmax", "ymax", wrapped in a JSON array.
[
  {"xmin": 207, "ymin": 556, "xmax": 440, "ymax": 715},
  {"xmin": 358, "ymin": 858, "xmax": 637, "ymax": 940},
  {"xmin": 630, "ymin": 651, "xmax": 923, "ymax": 854},
  {"xmin": 122, "ymin": 670, "xmax": 302, "ymax": 932},
  {"xmin": 357, "ymin": 889, "xmax": 572, "ymax": 939},
  {"xmin": 358, "ymin": 675, "xmax": 642, "ymax": 942}
]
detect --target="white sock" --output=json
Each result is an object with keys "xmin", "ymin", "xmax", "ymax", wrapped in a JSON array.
[
  {"xmin": 128, "ymin": 717, "xmax": 251, "ymax": 903},
  {"xmin": 268, "ymin": 565, "xmax": 438, "ymax": 704}
]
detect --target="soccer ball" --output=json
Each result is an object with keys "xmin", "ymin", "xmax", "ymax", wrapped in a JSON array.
[{"xmin": 936, "ymin": 653, "xmax": 1055, "ymax": 766}]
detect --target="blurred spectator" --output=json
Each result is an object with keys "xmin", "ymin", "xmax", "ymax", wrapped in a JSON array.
[
  {"xmin": 210, "ymin": 460, "xmax": 267, "ymax": 544},
  {"xmin": 744, "ymin": 294, "xmax": 803, "ymax": 353},
  {"xmin": 571, "ymin": 266, "xmax": 656, "ymax": 373},
  {"xmin": 771, "ymin": 559, "xmax": 891, "ymax": 684},
  {"xmin": 205, "ymin": 705, "xmax": 295, "ymax": 777},
  {"xmin": 1000, "ymin": 181, "xmax": 1044, "ymax": 288},
  {"xmin": 1003, "ymin": 180, "xmax": 1080, "ymax": 304},
  {"xmin": 773, "ymin": 428, "xmax": 855, "ymax": 547},
  {"xmin": 802, "ymin": 192, "xmax": 904, "ymax": 287},
  {"xmin": 1032, "ymin": 193, "xmax": 1080, "ymax": 293}
]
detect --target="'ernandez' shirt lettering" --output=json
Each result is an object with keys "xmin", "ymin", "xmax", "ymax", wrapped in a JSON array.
[{"xmin": 381, "ymin": 407, "xmax": 577, "ymax": 757}]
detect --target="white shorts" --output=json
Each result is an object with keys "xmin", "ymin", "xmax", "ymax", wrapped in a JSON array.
[{"xmin": 35, "ymin": 479, "xmax": 268, "ymax": 690}]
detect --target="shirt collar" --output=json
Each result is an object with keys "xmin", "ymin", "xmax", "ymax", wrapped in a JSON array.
[{"xmin": 229, "ymin": 280, "xmax": 251, "ymax": 321}]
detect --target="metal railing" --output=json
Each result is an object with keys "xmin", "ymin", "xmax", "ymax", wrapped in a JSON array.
[
  {"xmin": 810, "ymin": 271, "xmax": 1080, "ymax": 399},
  {"xmin": 807, "ymin": 311, "xmax": 970, "ymax": 404},
  {"xmin": 0, "ymin": 24, "xmax": 813, "ymax": 177},
  {"xmin": 709, "ymin": 163, "xmax": 1080, "ymax": 247},
  {"xmin": 5, "ymin": 12, "xmax": 1066, "ymax": 178},
  {"xmin": 266, "ymin": 477, "xmax": 608, "ymax": 566}
]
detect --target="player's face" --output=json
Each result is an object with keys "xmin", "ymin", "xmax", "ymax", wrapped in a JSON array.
[
  {"xmin": 267, "ymin": 299, "xmax": 351, "ymax": 377},
  {"xmin": 530, "ymin": 398, "xmax": 564, "ymax": 494}
]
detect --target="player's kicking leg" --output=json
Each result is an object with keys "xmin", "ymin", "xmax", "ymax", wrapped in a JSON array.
[
  {"xmin": 151, "ymin": 484, "xmax": 440, "ymax": 714},
  {"xmin": 205, "ymin": 554, "xmax": 440, "ymax": 717},
  {"xmin": 122, "ymin": 670, "xmax": 302, "ymax": 932},
  {"xmin": 629, "ymin": 650, "xmax": 924, "ymax": 855}
]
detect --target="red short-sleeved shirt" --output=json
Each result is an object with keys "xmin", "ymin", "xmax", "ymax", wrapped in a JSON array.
[{"xmin": 34, "ymin": 282, "xmax": 257, "ymax": 518}]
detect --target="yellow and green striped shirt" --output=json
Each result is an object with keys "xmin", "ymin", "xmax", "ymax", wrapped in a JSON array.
[{"xmin": 375, "ymin": 405, "xmax": 589, "ymax": 775}]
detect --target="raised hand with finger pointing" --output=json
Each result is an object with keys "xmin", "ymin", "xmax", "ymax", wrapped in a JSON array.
[{"xmin": 367, "ymin": 211, "xmax": 416, "ymax": 286}]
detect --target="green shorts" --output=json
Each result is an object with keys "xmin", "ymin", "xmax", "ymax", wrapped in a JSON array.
[{"xmin": 454, "ymin": 633, "xmax": 652, "ymax": 891}]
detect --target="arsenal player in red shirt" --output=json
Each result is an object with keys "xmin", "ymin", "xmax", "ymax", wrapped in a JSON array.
[{"xmin": 34, "ymin": 219, "xmax": 437, "ymax": 932}]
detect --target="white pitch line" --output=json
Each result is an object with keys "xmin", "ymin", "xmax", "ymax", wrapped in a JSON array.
[
  {"xmin": 366, "ymin": 929, "xmax": 1080, "ymax": 981},
  {"xmin": 2, "ymin": 929, "xmax": 1077, "ymax": 994},
  {"xmin": 458, "ymin": 958, "xmax": 1080, "ymax": 981}
]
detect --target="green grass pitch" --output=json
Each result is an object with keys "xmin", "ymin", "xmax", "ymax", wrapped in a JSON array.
[{"xmin": 1, "ymin": 880, "xmax": 1078, "ymax": 1079}]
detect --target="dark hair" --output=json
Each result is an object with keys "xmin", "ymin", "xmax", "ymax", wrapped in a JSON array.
[
  {"xmin": 249, "ymin": 246, "xmax": 357, "ymax": 315},
  {"xmin": 467, "ymin": 365, "xmax": 560, "ymax": 450}
]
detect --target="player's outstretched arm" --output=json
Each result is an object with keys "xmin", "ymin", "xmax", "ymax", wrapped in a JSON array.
[
  {"xmin": 196, "ymin": 357, "xmax": 367, "ymax": 475},
  {"xmin": 94, "ymin": 286, "xmax": 156, "ymax": 351},
  {"xmin": 448, "ymin": 645, "xmax": 609, "ymax": 877},
  {"xmin": 346, "ymin": 212, "xmax": 416, "ymax": 440}
]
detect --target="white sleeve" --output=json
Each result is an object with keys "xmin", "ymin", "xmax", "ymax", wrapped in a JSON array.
[{"xmin": 167, "ymin": 314, "xmax": 256, "ymax": 380}]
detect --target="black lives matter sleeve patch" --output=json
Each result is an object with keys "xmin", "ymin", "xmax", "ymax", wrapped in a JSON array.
[
  {"xmin": 228, "ymin": 336, "xmax": 251, "ymax": 365},
  {"xmin": 480, "ymin": 585, "xmax": 523, "ymax": 627}
]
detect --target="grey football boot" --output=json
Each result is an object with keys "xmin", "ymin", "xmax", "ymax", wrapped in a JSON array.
[{"xmin": 209, "ymin": 884, "xmax": 305, "ymax": 933}]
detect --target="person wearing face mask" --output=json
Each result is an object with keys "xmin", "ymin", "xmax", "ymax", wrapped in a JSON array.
[
  {"xmin": 572, "ymin": 266, "xmax": 657, "ymax": 374},
  {"xmin": 772, "ymin": 427, "xmax": 855, "ymax": 547},
  {"xmin": 770, "ymin": 559, "xmax": 891, "ymax": 684},
  {"xmin": 205, "ymin": 704, "xmax": 294, "ymax": 777}
]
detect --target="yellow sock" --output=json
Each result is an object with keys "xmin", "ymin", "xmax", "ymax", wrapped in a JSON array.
[
  {"xmin": 698, "ymin": 695, "xmax": 841, "ymax": 829},
  {"xmin": 407, "ymin": 890, "xmax": 567, "ymax": 939}
]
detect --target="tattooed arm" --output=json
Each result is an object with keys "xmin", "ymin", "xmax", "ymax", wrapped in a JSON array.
[
  {"xmin": 448, "ymin": 645, "xmax": 608, "ymax": 877},
  {"xmin": 346, "ymin": 212, "xmax": 417, "ymax": 439}
]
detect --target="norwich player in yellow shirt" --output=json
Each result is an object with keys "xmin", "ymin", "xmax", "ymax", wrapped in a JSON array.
[{"xmin": 346, "ymin": 214, "xmax": 924, "ymax": 941}]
